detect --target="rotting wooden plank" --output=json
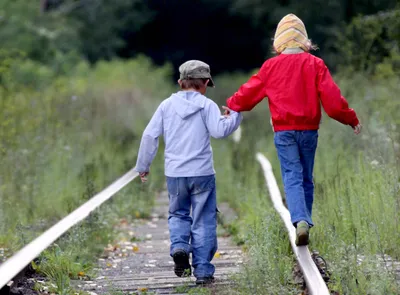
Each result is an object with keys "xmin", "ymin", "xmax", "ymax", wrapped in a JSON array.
[
  {"xmin": 141, "ymin": 259, "xmax": 242, "ymax": 268},
  {"xmin": 80, "ymin": 280, "xmax": 234, "ymax": 292},
  {"xmin": 124, "ymin": 280, "xmax": 233, "ymax": 291},
  {"xmin": 97, "ymin": 267, "xmax": 240, "ymax": 281},
  {"xmin": 76, "ymin": 192, "xmax": 243, "ymax": 295},
  {"xmin": 98, "ymin": 275, "xmax": 231, "ymax": 287},
  {"xmin": 135, "ymin": 246, "xmax": 241, "ymax": 254},
  {"xmin": 256, "ymin": 153, "xmax": 330, "ymax": 295}
]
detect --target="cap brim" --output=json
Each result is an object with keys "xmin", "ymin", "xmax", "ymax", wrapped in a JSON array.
[{"xmin": 207, "ymin": 77, "xmax": 215, "ymax": 88}]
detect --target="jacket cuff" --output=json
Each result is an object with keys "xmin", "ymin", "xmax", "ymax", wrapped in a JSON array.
[
  {"xmin": 351, "ymin": 117, "xmax": 360, "ymax": 127},
  {"xmin": 134, "ymin": 166, "xmax": 148, "ymax": 173},
  {"xmin": 226, "ymin": 98, "xmax": 238, "ymax": 112}
]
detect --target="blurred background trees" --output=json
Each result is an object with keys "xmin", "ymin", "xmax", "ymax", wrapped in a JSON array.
[
  {"xmin": 1, "ymin": 0, "xmax": 398, "ymax": 77},
  {"xmin": 1, "ymin": 2, "xmax": 400, "ymax": 293}
]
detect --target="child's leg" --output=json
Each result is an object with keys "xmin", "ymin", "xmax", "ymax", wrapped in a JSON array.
[
  {"xmin": 298, "ymin": 131, "xmax": 318, "ymax": 219},
  {"xmin": 274, "ymin": 131, "xmax": 312, "ymax": 226},
  {"xmin": 167, "ymin": 177, "xmax": 192, "ymax": 256},
  {"xmin": 189, "ymin": 175, "xmax": 217, "ymax": 279}
]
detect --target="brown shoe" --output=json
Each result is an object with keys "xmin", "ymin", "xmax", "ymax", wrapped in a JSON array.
[{"xmin": 295, "ymin": 221, "xmax": 310, "ymax": 246}]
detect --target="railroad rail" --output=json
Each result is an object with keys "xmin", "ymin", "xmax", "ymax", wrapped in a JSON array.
[
  {"xmin": 0, "ymin": 123, "xmax": 329, "ymax": 295},
  {"xmin": 256, "ymin": 152, "xmax": 330, "ymax": 295},
  {"xmin": 0, "ymin": 168, "xmax": 139, "ymax": 290}
]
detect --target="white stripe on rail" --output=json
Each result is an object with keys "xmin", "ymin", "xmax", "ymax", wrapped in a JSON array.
[
  {"xmin": 256, "ymin": 153, "xmax": 330, "ymax": 295},
  {"xmin": 0, "ymin": 168, "xmax": 139, "ymax": 288}
]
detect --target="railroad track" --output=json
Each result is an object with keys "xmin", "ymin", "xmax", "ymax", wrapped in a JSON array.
[
  {"xmin": 256, "ymin": 153, "xmax": 330, "ymax": 295},
  {"xmin": 0, "ymin": 168, "xmax": 139, "ymax": 293},
  {"xmin": 73, "ymin": 193, "xmax": 242, "ymax": 294},
  {"xmin": 0, "ymin": 128, "xmax": 330, "ymax": 294}
]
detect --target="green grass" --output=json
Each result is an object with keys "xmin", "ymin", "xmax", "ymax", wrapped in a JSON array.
[
  {"xmin": 208, "ymin": 71, "xmax": 400, "ymax": 294},
  {"xmin": 0, "ymin": 56, "xmax": 172, "ymax": 293},
  {"xmin": 2, "ymin": 52, "xmax": 400, "ymax": 295}
]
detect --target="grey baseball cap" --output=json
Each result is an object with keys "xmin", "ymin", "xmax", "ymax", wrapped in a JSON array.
[{"xmin": 179, "ymin": 60, "xmax": 215, "ymax": 87}]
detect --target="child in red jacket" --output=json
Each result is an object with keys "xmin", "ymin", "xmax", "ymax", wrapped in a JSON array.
[{"xmin": 226, "ymin": 14, "xmax": 362, "ymax": 246}]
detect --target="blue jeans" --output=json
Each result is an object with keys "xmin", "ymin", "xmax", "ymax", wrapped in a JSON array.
[
  {"xmin": 274, "ymin": 130, "xmax": 318, "ymax": 227},
  {"xmin": 166, "ymin": 175, "xmax": 217, "ymax": 278}
]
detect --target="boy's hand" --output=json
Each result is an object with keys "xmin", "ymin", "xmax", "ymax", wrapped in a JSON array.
[
  {"xmin": 352, "ymin": 123, "xmax": 362, "ymax": 135},
  {"xmin": 139, "ymin": 172, "xmax": 149, "ymax": 183},
  {"xmin": 222, "ymin": 106, "xmax": 231, "ymax": 118}
]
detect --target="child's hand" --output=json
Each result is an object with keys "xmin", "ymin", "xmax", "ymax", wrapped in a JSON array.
[
  {"xmin": 139, "ymin": 172, "xmax": 149, "ymax": 183},
  {"xmin": 222, "ymin": 106, "xmax": 231, "ymax": 118},
  {"xmin": 352, "ymin": 123, "xmax": 362, "ymax": 135}
]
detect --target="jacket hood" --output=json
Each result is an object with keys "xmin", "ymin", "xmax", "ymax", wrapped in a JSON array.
[
  {"xmin": 170, "ymin": 91, "xmax": 206, "ymax": 119},
  {"xmin": 273, "ymin": 13, "xmax": 311, "ymax": 53}
]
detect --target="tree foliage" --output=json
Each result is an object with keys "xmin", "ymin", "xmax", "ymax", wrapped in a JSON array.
[
  {"xmin": 0, "ymin": 0, "xmax": 80, "ymax": 63},
  {"xmin": 0, "ymin": 0, "xmax": 399, "ymax": 75},
  {"xmin": 67, "ymin": 0, "xmax": 154, "ymax": 62},
  {"xmin": 338, "ymin": 9, "xmax": 400, "ymax": 76}
]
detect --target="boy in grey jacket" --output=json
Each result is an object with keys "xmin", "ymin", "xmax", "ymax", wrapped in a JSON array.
[{"xmin": 135, "ymin": 60, "xmax": 242, "ymax": 285}]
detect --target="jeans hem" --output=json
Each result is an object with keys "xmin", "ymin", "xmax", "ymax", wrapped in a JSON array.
[
  {"xmin": 170, "ymin": 245, "xmax": 191, "ymax": 257},
  {"xmin": 292, "ymin": 218, "xmax": 314, "ymax": 227},
  {"xmin": 193, "ymin": 271, "xmax": 215, "ymax": 278}
]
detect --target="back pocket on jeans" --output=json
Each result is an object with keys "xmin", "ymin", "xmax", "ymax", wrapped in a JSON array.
[{"xmin": 192, "ymin": 175, "xmax": 215, "ymax": 194}]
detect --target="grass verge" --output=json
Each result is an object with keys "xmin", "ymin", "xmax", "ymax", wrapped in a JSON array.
[
  {"xmin": 209, "ymin": 71, "xmax": 400, "ymax": 294},
  {"xmin": 0, "ymin": 56, "xmax": 172, "ymax": 294}
]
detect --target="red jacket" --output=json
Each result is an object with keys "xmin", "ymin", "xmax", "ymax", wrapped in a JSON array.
[{"xmin": 226, "ymin": 52, "xmax": 359, "ymax": 132}]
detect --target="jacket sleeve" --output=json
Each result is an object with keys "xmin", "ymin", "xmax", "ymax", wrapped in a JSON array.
[
  {"xmin": 226, "ymin": 64, "xmax": 268, "ymax": 112},
  {"xmin": 205, "ymin": 100, "xmax": 243, "ymax": 139},
  {"xmin": 134, "ymin": 104, "xmax": 163, "ymax": 173},
  {"xmin": 317, "ymin": 62, "xmax": 359, "ymax": 127}
]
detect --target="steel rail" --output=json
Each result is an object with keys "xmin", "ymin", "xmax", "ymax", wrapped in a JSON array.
[
  {"xmin": 256, "ymin": 153, "xmax": 330, "ymax": 295},
  {"xmin": 0, "ymin": 168, "xmax": 139, "ymax": 288}
]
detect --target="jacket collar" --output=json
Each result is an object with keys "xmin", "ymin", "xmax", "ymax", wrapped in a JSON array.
[{"xmin": 282, "ymin": 48, "xmax": 305, "ymax": 54}]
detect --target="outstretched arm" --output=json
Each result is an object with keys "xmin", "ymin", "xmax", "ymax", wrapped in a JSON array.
[
  {"xmin": 318, "ymin": 62, "xmax": 360, "ymax": 128},
  {"xmin": 226, "ymin": 65, "xmax": 268, "ymax": 112},
  {"xmin": 134, "ymin": 104, "xmax": 163, "ymax": 179},
  {"xmin": 205, "ymin": 101, "xmax": 243, "ymax": 139}
]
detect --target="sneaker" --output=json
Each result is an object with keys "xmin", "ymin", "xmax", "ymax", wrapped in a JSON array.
[
  {"xmin": 196, "ymin": 276, "xmax": 215, "ymax": 285},
  {"xmin": 172, "ymin": 250, "xmax": 191, "ymax": 277},
  {"xmin": 295, "ymin": 221, "xmax": 310, "ymax": 246}
]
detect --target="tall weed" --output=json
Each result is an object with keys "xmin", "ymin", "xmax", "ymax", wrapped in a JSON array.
[{"xmin": 209, "ymin": 70, "xmax": 400, "ymax": 294}]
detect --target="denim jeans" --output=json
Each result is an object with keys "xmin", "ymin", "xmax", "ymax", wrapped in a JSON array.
[
  {"xmin": 274, "ymin": 130, "xmax": 318, "ymax": 227},
  {"xmin": 166, "ymin": 175, "xmax": 217, "ymax": 278}
]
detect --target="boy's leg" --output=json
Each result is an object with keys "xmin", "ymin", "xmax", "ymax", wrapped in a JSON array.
[
  {"xmin": 189, "ymin": 175, "xmax": 217, "ymax": 279},
  {"xmin": 299, "ymin": 131, "xmax": 318, "ymax": 224},
  {"xmin": 167, "ymin": 177, "xmax": 192, "ymax": 257},
  {"xmin": 274, "ymin": 131, "xmax": 312, "ymax": 226}
]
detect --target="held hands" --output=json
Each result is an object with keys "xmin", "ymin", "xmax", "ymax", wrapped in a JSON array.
[
  {"xmin": 352, "ymin": 123, "xmax": 362, "ymax": 135},
  {"xmin": 139, "ymin": 172, "xmax": 149, "ymax": 183},
  {"xmin": 222, "ymin": 106, "xmax": 231, "ymax": 118}
]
